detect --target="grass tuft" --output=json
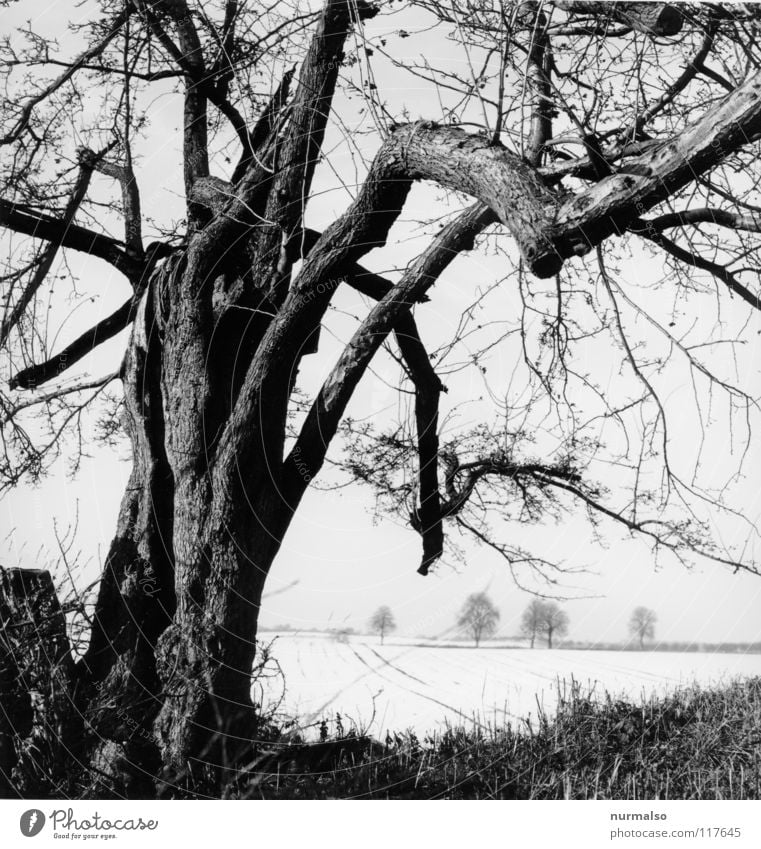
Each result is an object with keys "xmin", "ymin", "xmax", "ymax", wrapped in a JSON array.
[{"xmin": 230, "ymin": 677, "xmax": 761, "ymax": 799}]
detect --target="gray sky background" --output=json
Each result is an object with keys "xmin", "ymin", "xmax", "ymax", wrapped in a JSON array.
[{"xmin": 2, "ymin": 0, "xmax": 761, "ymax": 646}]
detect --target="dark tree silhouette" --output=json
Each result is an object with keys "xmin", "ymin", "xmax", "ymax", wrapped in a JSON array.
[
  {"xmin": 2, "ymin": 0, "xmax": 761, "ymax": 797},
  {"xmin": 369, "ymin": 606, "xmax": 396, "ymax": 645},
  {"xmin": 629, "ymin": 606, "xmax": 657, "ymax": 649},
  {"xmin": 458, "ymin": 592, "xmax": 500, "ymax": 647}
]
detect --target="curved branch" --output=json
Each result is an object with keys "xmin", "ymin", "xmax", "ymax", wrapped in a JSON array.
[
  {"xmin": 531, "ymin": 472, "xmax": 759, "ymax": 576},
  {"xmin": 440, "ymin": 454, "xmax": 758, "ymax": 578},
  {"xmin": 214, "ymin": 71, "xmax": 761, "ymax": 478}
]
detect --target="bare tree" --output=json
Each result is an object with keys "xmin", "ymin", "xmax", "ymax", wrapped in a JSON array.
[
  {"xmin": 458, "ymin": 592, "xmax": 500, "ymax": 647},
  {"xmin": 1, "ymin": 0, "xmax": 761, "ymax": 796},
  {"xmin": 368, "ymin": 606, "xmax": 396, "ymax": 646},
  {"xmin": 628, "ymin": 606, "xmax": 657, "ymax": 649},
  {"xmin": 537, "ymin": 602, "xmax": 569, "ymax": 649},
  {"xmin": 520, "ymin": 598, "xmax": 546, "ymax": 649}
]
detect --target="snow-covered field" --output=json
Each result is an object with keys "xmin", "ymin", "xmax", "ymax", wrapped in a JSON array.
[{"xmin": 256, "ymin": 632, "xmax": 761, "ymax": 739}]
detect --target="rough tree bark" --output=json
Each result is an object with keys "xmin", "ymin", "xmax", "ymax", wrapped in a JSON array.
[
  {"xmin": 1, "ymin": 0, "xmax": 760, "ymax": 797},
  {"xmin": 553, "ymin": 2, "xmax": 684, "ymax": 36}
]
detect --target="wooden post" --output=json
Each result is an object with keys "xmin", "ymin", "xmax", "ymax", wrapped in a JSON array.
[{"xmin": 0, "ymin": 567, "xmax": 75, "ymax": 796}]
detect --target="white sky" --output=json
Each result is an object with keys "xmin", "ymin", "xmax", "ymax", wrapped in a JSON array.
[{"xmin": 1, "ymin": 1, "xmax": 761, "ymax": 647}]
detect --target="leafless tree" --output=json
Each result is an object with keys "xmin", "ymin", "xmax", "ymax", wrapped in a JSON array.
[
  {"xmin": 458, "ymin": 592, "xmax": 500, "ymax": 646},
  {"xmin": 520, "ymin": 598, "xmax": 545, "ymax": 648},
  {"xmin": 2, "ymin": 0, "xmax": 761, "ymax": 796},
  {"xmin": 369, "ymin": 605, "xmax": 396, "ymax": 645},
  {"xmin": 537, "ymin": 601, "xmax": 569, "ymax": 648},
  {"xmin": 628, "ymin": 605, "xmax": 657, "ymax": 648}
]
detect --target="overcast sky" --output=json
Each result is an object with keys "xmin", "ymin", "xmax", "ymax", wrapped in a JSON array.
[{"xmin": 2, "ymin": 1, "xmax": 761, "ymax": 647}]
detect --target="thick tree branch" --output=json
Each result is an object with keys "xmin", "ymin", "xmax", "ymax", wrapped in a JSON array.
[
  {"xmin": 211, "ymin": 65, "xmax": 761, "ymax": 287},
  {"xmin": 523, "ymin": 4, "xmax": 553, "ymax": 166},
  {"xmin": 641, "ymin": 207, "xmax": 761, "ymax": 233},
  {"xmin": 78, "ymin": 146, "xmax": 144, "ymax": 256},
  {"xmin": 253, "ymin": 0, "xmax": 380, "ymax": 303},
  {"xmin": 209, "ymin": 0, "xmax": 239, "ymax": 100},
  {"xmin": 268, "ymin": 0, "xmax": 379, "ymax": 230},
  {"xmin": 554, "ymin": 67, "xmax": 761, "ymax": 267},
  {"xmin": 208, "ymin": 117, "xmax": 575, "ymax": 476},
  {"xmin": 1, "ymin": 155, "xmax": 96, "ymax": 346},
  {"xmin": 553, "ymin": 2, "xmax": 683, "ymax": 36},
  {"xmin": 395, "ymin": 318, "xmax": 446, "ymax": 575},
  {"xmin": 230, "ymin": 67, "xmax": 294, "ymax": 184},
  {"xmin": 280, "ymin": 204, "xmax": 494, "ymax": 562},
  {"xmin": 539, "ymin": 138, "xmax": 662, "ymax": 183},
  {"xmin": 9, "ymin": 295, "xmax": 139, "ymax": 390},
  {"xmin": 0, "ymin": 200, "xmax": 141, "ymax": 278},
  {"xmin": 138, "ymin": 0, "xmax": 209, "ymax": 199}
]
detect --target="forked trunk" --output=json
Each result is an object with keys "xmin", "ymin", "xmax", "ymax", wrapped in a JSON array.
[{"xmin": 65, "ymin": 256, "xmax": 293, "ymax": 795}]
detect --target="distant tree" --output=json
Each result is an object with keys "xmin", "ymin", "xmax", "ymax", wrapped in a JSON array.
[
  {"xmin": 520, "ymin": 599, "xmax": 546, "ymax": 649},
  {"xmin": 537, "ymin": 603, "xmax": 569, "ymax": 649},
  {"xmin": 458, "ymin": 593, "xmax": 500, "ymax": 647},
  {"xmin": 369, "ymin": 606, "xmax": 396, "ymax": 646},
  {"xmin": 629, "ymin": 607, "xmax": 657, "ymax": 649}
]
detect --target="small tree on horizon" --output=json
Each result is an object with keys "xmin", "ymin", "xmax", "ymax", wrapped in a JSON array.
[
  {"xmin": 520, "ymin": 599, "xmax": 546, "ymax": 649},
  {"xmin": 458, "ymin": 593, "xmax": 500, "ymax": 648},
  {"xmin": 369, "ymin": 606, "xmax": 396, "ymax": 646},
  {"xmin": 537, "ymin": 602, "xmax": 569, "ymax": 649},
  {"xmin": 629, "ymin": 607, "xmax": 657, "ymax": 649}
]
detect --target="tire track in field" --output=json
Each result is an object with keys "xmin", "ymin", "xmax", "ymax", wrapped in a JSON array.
[
  {"xmin": 352, "ymin": 646, "xmax": 526, "ymax": 727},
  {"xmin": 365, "ymin": 646, "xmax": 428, "ymax": 686},
  {"xmin": 294, "ymin": 643, "xmax": 397, "ymax": 724}
]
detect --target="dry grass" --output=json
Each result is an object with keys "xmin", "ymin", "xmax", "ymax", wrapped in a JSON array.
[{"xmin": 231, "ymin": 677, "xmax": 761, "ymax": 799}]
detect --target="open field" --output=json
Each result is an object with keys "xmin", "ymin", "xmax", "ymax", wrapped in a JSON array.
[{"xmin": 257, "ymin": 632, "xmax": 761, "ymax": 739}]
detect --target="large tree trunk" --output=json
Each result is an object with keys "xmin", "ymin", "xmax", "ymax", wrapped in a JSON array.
[{"xmin": 67, "ymin": 255, "xmax": 293, "ymax": 796}]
